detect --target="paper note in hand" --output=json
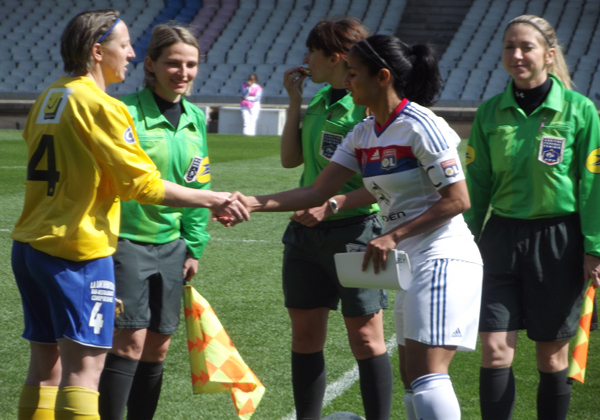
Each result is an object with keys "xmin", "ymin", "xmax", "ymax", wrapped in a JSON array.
[{"xmin": 334, "ymin": 249, "xmax": 411, "ymax": 290}]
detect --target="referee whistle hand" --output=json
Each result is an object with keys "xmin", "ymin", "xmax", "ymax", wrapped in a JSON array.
[{"xmin": 283, "ymin": 67, "xmax": 305, "ymax": 102}]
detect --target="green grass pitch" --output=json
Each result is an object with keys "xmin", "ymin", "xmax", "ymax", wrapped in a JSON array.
[{"xmin": 0, "ymin": 129, "xmax": 598, "ymax": 419}]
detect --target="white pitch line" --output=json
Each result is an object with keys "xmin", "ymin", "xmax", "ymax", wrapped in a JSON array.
[
  {"xmin": 209, "ymin": 238, "xmax": 279, "ymax": 243},
  {"xmin": 0, "ymin": 166, "xmax": 26, "ymax": 169},
  {"xmin": 281, "ymin": 334, "xmax": 397, "ymax": 420}
]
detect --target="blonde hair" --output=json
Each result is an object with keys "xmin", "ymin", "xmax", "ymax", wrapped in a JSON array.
[
  {"xmin": 505, "ymin": 15, "xmax": 572, "ymax": 89},
  {"xmin": 143, "ymin": 22, "xmax": 200, "ymax": 94}
]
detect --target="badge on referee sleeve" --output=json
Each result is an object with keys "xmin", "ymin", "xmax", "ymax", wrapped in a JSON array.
[{"xmin": 183, "ymin": 285, "xmax": 265, "ymax": 419}]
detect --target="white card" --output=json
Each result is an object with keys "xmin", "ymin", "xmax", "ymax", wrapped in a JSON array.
[{"xmin": 334, "ymin": 249, "xmax": 411, "ymax": 290}]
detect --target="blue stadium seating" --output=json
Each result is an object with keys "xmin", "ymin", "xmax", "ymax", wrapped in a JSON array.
[{"xmin": 0, "ymin": 0, "xmax": 598, "ymax": 106}]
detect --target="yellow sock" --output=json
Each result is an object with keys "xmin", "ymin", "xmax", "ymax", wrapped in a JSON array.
[
  {"xmin": 18, "ymin": 385, "xmax": 58, "ymax": 420},
  {"xmin": 54, "ymin": 387, "xmax": 99, "ymax": 420}
]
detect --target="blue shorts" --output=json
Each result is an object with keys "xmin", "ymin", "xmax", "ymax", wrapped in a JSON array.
[{"xmin": 12, "ymin": 241, "xmax": 116, "ymax": 348}]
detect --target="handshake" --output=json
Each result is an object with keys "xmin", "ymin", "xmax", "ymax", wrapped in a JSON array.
[{"xmin": 210, "ymin": 191, "xmax": 250, "ymax": 227}]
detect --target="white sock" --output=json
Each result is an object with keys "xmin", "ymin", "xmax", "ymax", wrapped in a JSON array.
[
  {"xmin": 403, "ymin": 388, "xmax": 418, "ymax": 420},
  {"xmin": 412, "ymin": 373, "xmax": 460, "ymax": 420}
]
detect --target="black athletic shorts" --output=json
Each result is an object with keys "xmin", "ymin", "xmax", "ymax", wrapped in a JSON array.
[
  {"xmin": 113, "ymin": 237, "xmax": 187, "ymax": 334},
  {"xmin": 478, "ymin": 214, "xmax": 587, "ymax": 341},
  {"xmin": 282, "ymin": 213, "xmax": 388, "ymax": 318}
]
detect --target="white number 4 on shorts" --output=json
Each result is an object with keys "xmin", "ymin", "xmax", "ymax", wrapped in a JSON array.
[{"xmin": 89, "ymin": 302, "xmax": 104, "ymax": 334}]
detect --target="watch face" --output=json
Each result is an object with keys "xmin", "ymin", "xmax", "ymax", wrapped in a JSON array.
[{"xmin": 329, "ymin": 199, "xmax": 339, "ymax": 213}]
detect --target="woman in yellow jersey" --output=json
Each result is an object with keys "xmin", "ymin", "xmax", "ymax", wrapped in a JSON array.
[{"xmin": 10, "ymin": 10, "xmax": 247, "ymax": 420}]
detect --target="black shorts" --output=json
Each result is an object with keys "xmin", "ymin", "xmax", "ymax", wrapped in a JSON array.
[
  {"xmin": 113, "ymin": 237, "xmax": 187, "ymax": 334},
  {"xmin": 282, "ymin": 213, "xmax": 388, "ymax": 318},
  {"xmin": 478, "ymin": 214, "xmax": 586, "ymax": 341}
]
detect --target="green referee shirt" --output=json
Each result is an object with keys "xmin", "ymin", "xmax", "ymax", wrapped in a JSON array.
[
  {"xmin": 465, "ymin": 74, "xmax": 600, "ymax": 256},
  {"xmin": 118, "ymin": 88, "xmax": 211, "ymax": 258},
  {"xmin": 300, "ymin": 86, "xmax": 378, "ymax": 220}
]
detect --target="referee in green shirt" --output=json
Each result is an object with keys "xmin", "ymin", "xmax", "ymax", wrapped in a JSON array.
[{"xmin": 464, "ymin": 15, "xmax": 600, "ymax": 420}]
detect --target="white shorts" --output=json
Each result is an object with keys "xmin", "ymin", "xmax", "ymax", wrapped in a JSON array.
[{"xmin": 394, "ymin": 258, "xmax": 482, "ymax": 351}]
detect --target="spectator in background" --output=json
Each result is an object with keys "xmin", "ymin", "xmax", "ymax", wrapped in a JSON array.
[
  {"xmin": 11, "ymin": 9, "xmax": 247, "ymax": 420},
  {"xmin": 98, "ymin": 22, "xmax": 212, "ymax": 420},
  {"xmin": 240, "ymin": 73, "xmax": 262, "ymax": 135},
  {"xmin": 464, "ymin": 14, "xmax": 600, "ymax": 420}
]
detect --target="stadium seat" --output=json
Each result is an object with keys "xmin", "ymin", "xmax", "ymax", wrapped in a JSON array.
[
  {"xmin": 197, "ymin": 83, "xmax": 220, "ymax": 96},
  {"xmin": 439, "ymin": 68, "xmax": 469, "ymax": 100},
  {"xmin": 481, "ymin": 69, "xmax": 510, "ymax": 101},
  {"xmin": 220, "ymin": 81, "xmax": 241, "ymax": 96},
  {"xmin": 573, "ymin": 70, "xmax": 593, "ymax": 97},
  {"xmin": 1, "ymin": 0, "xmax": 599, "ymax": 103},
  {"xmin": 461, "ymin": 69, "xmax": 491, "ymax": 101},
  {"xmin": 14, "ymin": 61, "xmax": 36, "ymax": 74}
]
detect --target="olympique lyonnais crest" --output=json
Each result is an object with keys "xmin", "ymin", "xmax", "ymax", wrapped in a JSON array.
[
  {"xmin": 320, "ymin": 131, "xmax": 344, "ymax": 159},
  {"xmin": 441, "ymin": 158, "xmax": 459, "ymax": 178},
  {"xmin": 381, "ymin": 148, "xmax": 397, "ymax": 170},
  {"xmin": 538, "ymin": 136, "xmax": 565, "ymax": 165}
]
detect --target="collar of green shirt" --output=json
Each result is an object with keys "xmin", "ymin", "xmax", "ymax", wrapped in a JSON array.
[
  {"xmin": 138, "ymin": 87, "xmax": 197, "ymax": 131},
  {"xmin": 313, "ymin": 85, "xmax": 355, "ymax": 111},
  {"xmin": 499, "ymin": 72, "xmax": 564, "ymax": 113}
]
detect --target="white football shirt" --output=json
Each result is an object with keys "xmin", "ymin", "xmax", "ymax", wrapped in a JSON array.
[{"xmin": 332, "ymin": 99, "xmax": 481, "ymax": 265}]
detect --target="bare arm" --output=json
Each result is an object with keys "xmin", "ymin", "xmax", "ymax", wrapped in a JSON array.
[
  {"xmin": 233, "ymin": 162, "xmax": 356, "ymax": 213},
  {"xmin": 290, "ymin": 187, "xmax": 376, "ymax": 227},
  {"xmin": 280, "ymin": 67, "xmax": 308, "ymax": 168},
  {"xmin": 161, "ymin": 180, "xmax": 249, "ymax": 222},
  {"xmin": 332, "ymin": 187, "xmax": 377, "ymax": 211},
  {"xmin": 363, "ymin": 180, "xmax": 471, "ymax": 273}
]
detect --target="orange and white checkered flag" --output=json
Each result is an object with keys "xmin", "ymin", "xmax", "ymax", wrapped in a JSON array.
[
  {"xmin": 568, "ymin": 280, "xmax": 596, "ymax": 384},
  {"xmin": 183, "ymin": 285, "xmax": 265, "ymax": 419}
]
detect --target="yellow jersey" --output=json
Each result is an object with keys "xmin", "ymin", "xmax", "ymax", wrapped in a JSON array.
[{"xmin": 12, "ymin": 76, "xmax": 165, "ymax": 261}]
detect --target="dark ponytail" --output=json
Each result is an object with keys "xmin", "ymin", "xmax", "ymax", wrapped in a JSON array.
[{"xmin": 351, "ymin": 34, "xmax": 441, "ymax": 106}]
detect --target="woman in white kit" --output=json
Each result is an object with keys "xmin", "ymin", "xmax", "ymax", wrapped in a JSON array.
[{"xmin": 227, "ymin": 34, "xmax": 482, "ymax": 420}]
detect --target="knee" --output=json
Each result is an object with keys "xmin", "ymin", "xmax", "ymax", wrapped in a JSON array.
[
  {"xmin": 348, "ymin": 335, "xmax": 384, "ymax": 359},
  {"xmin": 141, "ymin": 337, "xmax": 171, "ymax": 363},
  {"xmin": 481, "ymin": 337, "xmax": 514, "ymax": 368},
  {"xmin": 291, "ymin": 328, "xmax": 326, "ymax": 353},
  {"xmin": 110, "ymin": 329, "xmax": 147, "ymax": 360},
  {"xmin": 346, "ymin": 315, "xmax": 386, "ymax": 359},
  {"xmin": 536, "ymin": 342, "xmax": 569, "ymax": 372}
]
